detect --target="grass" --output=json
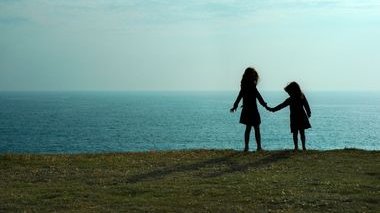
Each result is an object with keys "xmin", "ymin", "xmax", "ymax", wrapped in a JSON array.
[{"xmin": 0, "ymin": 149, "xmax": 379, "ymax": 212}]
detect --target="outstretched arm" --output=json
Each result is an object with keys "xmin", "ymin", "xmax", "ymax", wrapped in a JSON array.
[
  {"xmin": 271, "ymin": 98, "xmax": 290, "ymax": 112},
  {"xmin": 303, "ymin": 96, "xmax": 311, "ymax": 117},
  {"xmin": 256, "ymin": 88, "xmax": 268, "ymax": 108},
  {"xmin": 230, "ymin": 89, "xmax": 243, "ymax": 112}
]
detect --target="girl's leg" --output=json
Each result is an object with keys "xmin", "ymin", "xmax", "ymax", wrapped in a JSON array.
[
  {"xmin": 300, "ymin": 129, "xmax": 306, "ymax": 150},
  {"xmin": 253, "ymin": 125, "xmax": 262, "ymax": 151},
  {"xmin": 292, "ymin": 131, "xmax": 299, "ymax": 151},
  {"xmin": 244, "ymin": 125, "xmax": 252, "ymax": 152}
]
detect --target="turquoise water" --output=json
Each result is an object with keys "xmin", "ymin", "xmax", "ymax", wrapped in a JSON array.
[{"xmin": 0, "ymin": 91, "xmax": 379, "ymax": 153}]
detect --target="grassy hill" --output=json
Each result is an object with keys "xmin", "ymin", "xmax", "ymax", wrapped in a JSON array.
[{"xmin": 1, "ymin": 149, "xmax": 379, "ymax": 212}]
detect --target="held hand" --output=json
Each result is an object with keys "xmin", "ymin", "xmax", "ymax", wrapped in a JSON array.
[{"xmin": 265, "ymin": 106, "xmax": 274, "ymax": 112}]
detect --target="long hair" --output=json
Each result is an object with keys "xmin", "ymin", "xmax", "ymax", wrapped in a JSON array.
[
  {"xmin": 241, "ymin": 67, "xmax": 259, "ymax": 88},
  {"xmin": 284, "ymin": 81, "xmax": 304, "ymax": 99}
]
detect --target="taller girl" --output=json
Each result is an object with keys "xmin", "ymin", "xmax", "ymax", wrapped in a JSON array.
[{"xmin": 230, "ymin": 67, "xmax": 269, "ymax": 152}]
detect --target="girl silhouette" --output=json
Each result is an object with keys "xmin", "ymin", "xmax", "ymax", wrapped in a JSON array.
[
  {"xmin": 230, "ymin": 67, "xmax": 269, "ymax": 152},
  {"xmin": 268, "ymin": 82, "xmax": 311, "ymax": 151}
]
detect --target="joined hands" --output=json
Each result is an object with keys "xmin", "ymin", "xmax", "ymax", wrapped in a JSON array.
[
  {"xmin": 265, "ymin": 105, "xmax": 275, "ymax": 112},
  {"xmin": 230, "ymin": 105, "xmax": 275, "ymax": 112}
]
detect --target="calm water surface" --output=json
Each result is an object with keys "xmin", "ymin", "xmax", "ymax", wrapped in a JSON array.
[{"xmin": 0, "ymin": 91, "xmax": 379, "ymax": 153}]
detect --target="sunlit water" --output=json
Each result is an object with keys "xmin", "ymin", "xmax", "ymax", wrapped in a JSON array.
[{"xmin": 0, "ymin": 91, "xmax": 379, "ymax": 153}]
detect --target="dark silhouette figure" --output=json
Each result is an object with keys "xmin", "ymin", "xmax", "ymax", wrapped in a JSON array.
[
  {"xmin": 268, "ymin": 82, "xmax": 311, "ymax": 151},
  {"xmin": 230, "ymin": 67, "xmax": 269, "ymax": 152}
]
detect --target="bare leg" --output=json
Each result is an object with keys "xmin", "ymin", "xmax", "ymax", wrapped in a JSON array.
[
  {"xmin": 244, "ymin": 125, "xmax": 252, "ymax": 152},
  {"xmin": 253, "ymin": 125, "xmax": 262, "ymax": 151},
  {"xmin": 292, "ymin": 131, "xmax": 299, "ymax": 151},
  {"xmin": 300, "ymin": 129, "xmax": 306, "ymax": 150}
]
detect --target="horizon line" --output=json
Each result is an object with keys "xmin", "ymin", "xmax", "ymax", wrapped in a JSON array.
[{"xmin": 0, "ymin": 89, "xmax": 379, "ymax": 93}]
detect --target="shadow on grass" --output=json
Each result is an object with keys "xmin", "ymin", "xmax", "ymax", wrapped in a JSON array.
[
  {"xmin": 127, "ymin": 151, "xmax": 293, "ymax": 184},
  {"xmin": 202, "ymin": 150, "xmax": 293, "ymax": 178}
]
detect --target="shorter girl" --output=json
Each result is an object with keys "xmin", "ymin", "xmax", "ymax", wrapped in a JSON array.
[{"xmin": 268, "ymin": 82, "xmax": 311, "ymax": 151}]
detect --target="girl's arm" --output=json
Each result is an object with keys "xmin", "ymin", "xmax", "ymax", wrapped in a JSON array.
[
  {"xmin": 256, "ymin": 88, "xmax": 268, "ymax": 107},
  {"xmin": 230, "ymin": 89, "xmax": 243, "ymax": 112},
  {"xmin": 303, "ymin": 96, "xmax": 311, "ymax": 117},
  {"xmin": 271, "ymin": 98, "xmax": 290, "ymax": 112}
]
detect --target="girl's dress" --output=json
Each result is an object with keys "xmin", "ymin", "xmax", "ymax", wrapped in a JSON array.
[
  {"xmin": 233, "ymin": 85, "xmax": 267, "ymax": 126},
  {"xmin": 272, "ymin": 96, "xmax": 311, "ymax": 133}
]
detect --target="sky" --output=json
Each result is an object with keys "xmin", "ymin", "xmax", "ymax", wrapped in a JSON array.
[{"xmin": 0, "ymin": 0, "xmax": 380, "ymax": 91}]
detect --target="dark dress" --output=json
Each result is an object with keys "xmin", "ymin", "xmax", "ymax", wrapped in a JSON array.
[
  {"xmin": 233, "ymin": 85, "xmax": 267, "ymax": 126},
  {"xmin": 272, "ymin": 96, "xmax": 311, "ymax": 133}
]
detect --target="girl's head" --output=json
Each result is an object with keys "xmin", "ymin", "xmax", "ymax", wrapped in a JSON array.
[
  {"xmin": 241, "ymin": 67, "xmax": 259, "ymax": 87},
  {"xmin": 284, "ymin": 81, "xmax": 303, "ymax": 98}
]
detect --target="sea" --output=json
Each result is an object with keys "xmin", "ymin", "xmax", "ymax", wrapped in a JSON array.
[{"xmin": 0, "ymin": 91, "xmax": 379, "ymax": 153}]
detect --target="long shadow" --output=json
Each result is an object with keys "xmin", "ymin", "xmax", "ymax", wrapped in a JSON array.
[
  {"xmin": 127, "ymin": 151, "xmax": 293, "ymax": 184},
  {"xmin": 202, "ymin": 150, "xmax": 292, "ymax": 178}
]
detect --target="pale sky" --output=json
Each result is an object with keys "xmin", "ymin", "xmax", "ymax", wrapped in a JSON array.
[{"xmin": 0, "ymin": 0, "xmax": 379, "ymax": 91}]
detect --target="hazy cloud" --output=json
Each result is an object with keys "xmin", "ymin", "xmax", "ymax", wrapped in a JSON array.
[{"xmin": 0, "ymin": 0, "xmax": 379, "ymax": 91}]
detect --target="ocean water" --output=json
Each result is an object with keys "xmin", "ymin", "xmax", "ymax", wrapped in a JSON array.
[{"xmin": 0, "ymin": 91, "xmax": 379, "ymax": 153}]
